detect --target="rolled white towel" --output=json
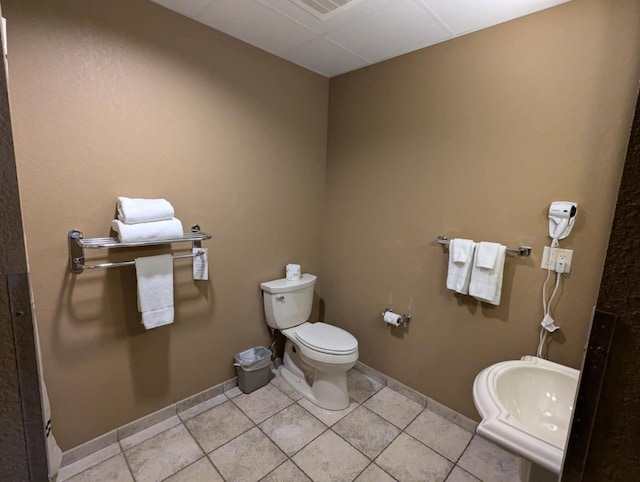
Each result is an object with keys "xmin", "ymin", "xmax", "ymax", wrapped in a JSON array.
[
  {"xmin": 112, "ymin": 218, "xmax": 184, "ymax": 243},
  {"xmin": 117, "ymin": 196, "xmax": 175, "ymax": 224}
]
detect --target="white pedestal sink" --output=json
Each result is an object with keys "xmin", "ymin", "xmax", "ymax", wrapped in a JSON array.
[{"xmin": 473, "ymin": 356, "xmax": 579, "ymax": 480}]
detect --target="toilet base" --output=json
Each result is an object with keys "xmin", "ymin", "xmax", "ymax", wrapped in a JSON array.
[{"xmin": 280, "ymin": 340, "xmax": 352, "ymax": 411}]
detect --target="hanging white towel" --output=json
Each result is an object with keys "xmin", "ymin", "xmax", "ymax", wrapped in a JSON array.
[
  {"xmin": 117, "ymin": 196, "xmax": 175, "ymax": 224},
  {"xmin": 112, "ymin": 218, "xmax": 184, "ymax": 243},
  {"xmin": 135, "ymin": 254, "xmax": 174, "ymax": 329},
  {"xmin": 475, "ymin": 241, "xmax": 501, "ymax": 269},
  {"xmin": 446, "ymin": 238, "xmax": 477, "ymax": 295},
  {"xmin": 469, "ymin": 243, "xmax": 507, "ymax": 305}
]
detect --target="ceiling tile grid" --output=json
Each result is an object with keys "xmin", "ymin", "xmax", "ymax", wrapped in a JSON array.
[
  {"xmin": 150, "ymin": 0, "xmax": 571, "ymax": 77},
  {"xmin": 324, "ymin": 0, "xmax": 452, "ymax": 64},
  {"xmin": 423, "ymin": 0, "xmax": 571, "ymax": 36},
  {"xmin": 194, "ymin": 0, "xmax": 318, "ymax": 56},
  {"xmin": 151, "ymin": 0, "xmax": 213, "ymax": 18},
  {"xmin": 259, "ymin": 0, "xmax": 394, "ymax": 35},
  {"xmin": 279, "ymin": 36, "xmax": 369, "ymax": 78}
]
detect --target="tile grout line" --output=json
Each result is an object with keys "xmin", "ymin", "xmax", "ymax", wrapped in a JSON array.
[
  {"xmin": 178, "ymin": 390, "xmax": 265, "ymax": 480},
  {"xmin": 401, "ymin": 428, "xmax": 468, "ymax": 466},
  {"xmin": 247, "ymin": 377, "xmax": 399, "ymax": 480},
  {"xmin": 250, "ymin": 383, "xmax": 334, "ymax": 478},
  {"xmin": 283, "ymin": 421, "xmax": 331, "ymax": 456},
  {"xmin": 157, "ymin": 453, "xmax": 207, "ymax": 482},
  {"xmin": 288, "ymin": 455, "xmax": 318, "ymax": 482},
  {"xmin": 365, "ymin": 403, "xmax": 428, "ymax": 481},
  {"xmin": 119, "ymin": 416, "xmax": 183, "ymax": 452},
  {"xmin": 323, "ymin": 375, "xmax": 401, "ymax": 479},
  {"xmin": 328, "ymin": 408, "xmax": 402, "ymax": 479},
  {"xmin": 251, "ymin": 422, "xmax": 294, "ymax": 478},
  {"xmin": 253, "ymin": 381, "xmax": 367, "ymax": 481},
  {"xmin": 188, "ymin": 418, "xmax": 256, "ymax": 469},
  {"xmin": 214, "ymin": 381, "xmax": 324, "ymax": 481},
  {"xmin": 374, "ymin": 462, "xmax": 400, "ymax": 482},
  {"xmin": 350, "ymin": 461, "xmax": 375, "ymax": 481},
  {"xmin": 398, "ymin": 417, "xmax": 478, "ymax": 482},
  {"xmin": 255, "ymin": 458, "xmax": 289, "ymax": 481},
  {"xmin": 449, "ymin": 436, "xmax": 479, "ymax": 481},
  {"xmin": 320, "ymin": 397, "xmax": 426, "ymax": 481},
  {"xmin": 228, "ymin": 384, "xmax": 298, "ymax": 428},
  {"xmin": 179, "ymin": 417, "xmax": 227, "ymax": 481},
  {"xmin": 295, "ymin": 396, "xmax": 361, "ymax": 425},
  {"xmin": 117, "ymin": 439, "xmax": 138, "ymax": 482},
  {"xmin": 199, "ymin": 384, "xmax": 295, "ymax": 477},
  {"xmin": 58, "ymin": 452, "xmax": 125, "ymax": 482},
  {"xmin": 121, "ymin": 419, "xmax": 210, "ymax": 481}
]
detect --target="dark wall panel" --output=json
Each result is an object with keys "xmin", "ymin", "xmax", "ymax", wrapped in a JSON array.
[
  {"xmin": 565, "ymin": 94, "xmax": 640, "ymax": 481},
  {"xmin": 584, "ymin": 94, "xmax": 640, "ymax": 481},
  {"xmin": 0, "ymin": 25, "xmax": 48, "ymax": 482}
]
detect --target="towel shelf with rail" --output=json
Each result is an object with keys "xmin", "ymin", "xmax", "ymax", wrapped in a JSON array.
[
  {"xmin": 68, "ymin": 225, "xmax": 212, "ymax": 273},
  {"xmin": 436, "ymin": 235, "xmax": 532, "ymax": 257}
]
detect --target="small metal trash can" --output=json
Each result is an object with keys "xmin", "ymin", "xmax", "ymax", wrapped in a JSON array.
[{"xmin": 234, "ymin": 346, "xmax": 272, "ymax": 394}]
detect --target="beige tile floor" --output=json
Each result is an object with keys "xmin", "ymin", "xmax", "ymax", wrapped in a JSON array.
[{"xmin": 59, "ymin": 369, "xmax": 522, "ymax": 482}]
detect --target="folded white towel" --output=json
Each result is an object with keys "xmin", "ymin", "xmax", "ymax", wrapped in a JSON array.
[
  {"xmin": 469, "ymin": 244, "xmax": 507, "ymax": 305},
  {"xmin": 135, "ymin": 254, "xmax": 174, "ymax": 329},
  {"xmin": 446, "ymin": 238, "xmax": 476, "ymax": 294},
  {"xmin": 112, "ymin": 218, "xmax": 184, "ymax": 243},
  {"xmin": 117, "ymin": 197, "xmax": 175, "ymax": 224},
  {"xmin": 475, "ymin": 241, "xmax": 501, "ymax": 269}
]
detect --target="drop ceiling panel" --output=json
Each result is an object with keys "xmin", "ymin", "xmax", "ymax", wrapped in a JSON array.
[
  {"xmin": 289, "ymin": 0, "xmax": 355, "ymax": 19},
  {"xmin": 259, "ymin": 0, "xmax": 392, "ymax": 35},
  {"xmin": 151, "ymin": 0, "xmax": 212, "ymax": 18},
  {"xmin": 195, "ymin": 0, "xmax": 317, "ymax": 55},
  {"xmin": 325, "ymin": 0, "xmax": 451, "ymax": 63},
  {"xmin": 149, "ymin": 0, "xmax": 573, "ymax": 77},
  {"xmin": 280, "ymin": 37, "xmax": 369, "ymax": 77},
  {"xmin": 422, "ymin": 0, "xmax": 571, "ymax": 35}
]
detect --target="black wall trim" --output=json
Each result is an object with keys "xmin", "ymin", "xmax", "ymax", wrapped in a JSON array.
[
  {"xmin": 8, "ymin": 273, "xmax": 48, "ymax": 481},
  {"xmin": 562, "ymin": 310, "xmax": 617, "ymax": 480}
]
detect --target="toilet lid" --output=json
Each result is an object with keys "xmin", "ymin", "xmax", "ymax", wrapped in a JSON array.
[{"xmin": 295, "ymin": 322, "xmax": 358, "ymax": 354}]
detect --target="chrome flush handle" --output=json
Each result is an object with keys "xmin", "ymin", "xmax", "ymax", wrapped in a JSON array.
[{"xmin": 276, "ymin": 296, "xmax": 285, "ymax": 302}]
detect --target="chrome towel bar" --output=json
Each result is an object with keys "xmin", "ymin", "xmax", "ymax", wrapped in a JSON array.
[
  {"xmin": 437, "ymin": 235, "xmax": 532, "ymax": 257},
  {"xmin": 73, "ymin": 249, "xmax": 205, "ymax": 271},
  {"xmin": 68, "ymin": 225, "xmax": 211, "ymax": 273}
]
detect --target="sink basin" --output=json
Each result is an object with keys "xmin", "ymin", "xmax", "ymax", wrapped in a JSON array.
[{"xmin": 473, "ymin": 356, "xmax": 579, "ymax": 474}]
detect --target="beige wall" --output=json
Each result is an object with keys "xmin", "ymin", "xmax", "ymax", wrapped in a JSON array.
[
  {"xmin": 4, "ymin": 0, "xmax": 328, "ymax": 449},
  {"xmin": 321, "ymin": 0, "xmax": 640, "ymax": 420}
]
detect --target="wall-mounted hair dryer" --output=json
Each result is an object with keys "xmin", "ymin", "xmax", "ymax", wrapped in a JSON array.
[{"xmin": 548, "ymin": 201, "xmax": 578, "ymax": 247}]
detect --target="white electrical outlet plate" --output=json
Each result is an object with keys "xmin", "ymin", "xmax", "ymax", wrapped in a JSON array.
[{"xmin": 541, "ymin": 246, "xmax": 573, "ymax": 273}]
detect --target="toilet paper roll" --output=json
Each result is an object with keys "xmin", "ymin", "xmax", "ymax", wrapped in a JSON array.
[
  {"xmin": 384, "ymin": 311, "xmax": 402, "ymax": 326},
  {"xmin": 286, "ymin": 263, "xmax": 301, "ymax": 281}
]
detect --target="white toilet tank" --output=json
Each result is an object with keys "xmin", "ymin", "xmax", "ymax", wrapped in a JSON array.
[{"xmin": 260, "ymin": 274, "xmax": 317, "ymax": 330}]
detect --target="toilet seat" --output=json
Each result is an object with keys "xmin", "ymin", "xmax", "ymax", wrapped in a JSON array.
[{"xmin": 295, "ymin": 322, "xmax": 358, "ymax": 355}]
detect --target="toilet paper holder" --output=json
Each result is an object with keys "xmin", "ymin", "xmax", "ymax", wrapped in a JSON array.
[{"xmin": 381, "ymin": 307, "xmax": 412, "ymax": 325}]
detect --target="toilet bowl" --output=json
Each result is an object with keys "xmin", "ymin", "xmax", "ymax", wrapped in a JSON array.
[
  {"xmin": 260, "ymin": 274, "xmax": 359, "ymax": 410},
  {"xmin": 280, "ymin": 322, "xmax": 358, "ymax": 410}
]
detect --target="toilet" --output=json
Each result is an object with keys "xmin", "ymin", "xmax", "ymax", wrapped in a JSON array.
[{"xmin": 261, "ymin": 273, "xmax": 358, "ymax": 410}]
